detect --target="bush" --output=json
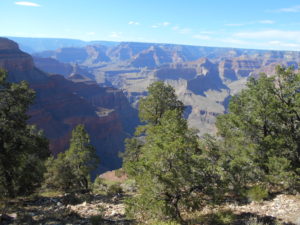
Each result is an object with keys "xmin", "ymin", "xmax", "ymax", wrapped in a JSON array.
[
  {"xmin": 246, "ymin": 185, "xmax": 268, "ymax": 202},
  {"xmin": 90, "ymin": 215, "xmax": 104, "ymax": 225},
  {"xmin": 246, "ymin": 217, "xmax": 266, "ymax": 225},
  {"xmin": 90, "ymin": 204, "xmax": 107, "ymax": 224},
  {"xmin": 150, "ymin": 221, "xmax": 180, "ymax": 225},
  {"xmin": 43, "ymin": 125, "xmax": 99, "ymax": 193},
  {"xmin": 107, "ymin": 183, "xmax": 123, "ymax": 196},
  {"xmin": 92, "ymin": 177, "xmax": 107, "ymax": 194},
  {"xmin": 121, "ymin": 179, "xmax": 137, "ymax": 193},
  {"xmin": 61, "ymin": 193, "xmax": 81, "ymax": 205},
  {"xmin": 209, "ymin": 210, "xmax": 236, "ymax": 225}
]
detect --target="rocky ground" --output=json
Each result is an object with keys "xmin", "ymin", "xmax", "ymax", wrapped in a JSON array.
[
  {"xmin": 0, "ymin": 193, "xmax": 131, "ymax": 225},
  {"xmin": 0, "ymin": 193, "xmax": 299, "ymax": 224},
  {"xmin": 227, "ymin": 194, "xmax": 300, "ymax": 225}
]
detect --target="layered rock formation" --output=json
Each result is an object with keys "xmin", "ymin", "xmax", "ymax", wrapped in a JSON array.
[
  {"xmin": 0, "ymin": 37, "xmax": 138, "ymax": 172},
  {"xmin": 27, "ymin": 38, "xmax": 300, "ymax": 135}
]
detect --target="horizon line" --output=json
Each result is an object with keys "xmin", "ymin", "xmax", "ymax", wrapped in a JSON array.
[{"xmin": 3, "ymin": 35, "xmax": 300, "ymax": 53}]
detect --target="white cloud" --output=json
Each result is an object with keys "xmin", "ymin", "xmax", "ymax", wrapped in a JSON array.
[
  {"xmin": 224, "ymin": 20, "xmax": 274, "ymax": 27},
  {"xmin": 268, "ymin": 40, "xmax": 300, "ymax": 48},
  {"xmin": 234, "ymin": 30, "xmax": 300, "ymax": 42},
  {"xmin": 109, "ymin": 32, "xmax": 122, "ymax": 39},
  {"xmin": 259, "ymin": 20, "xmax": 275, "ymax": 24},
  {"xmin": 277, "ymin": 5, "xmax": 300, "ymax": 12},
  {"xmin": 151, "ymin": 22, "xmax": 171, "ymax": 28},
  {"xmin": 178, "ymin": 28, "xmax": 191, "ymax": 34},
  {"xmin": 86, "ymin": 32, "xmax": 96, "ymax": 36},
  {"xmin": 225, "ymin": 23, "xmax": 245, "ymax": 27},
  {"xmin": 220, "ymin": 38, "xmax": 250, "ymax": 45},
  {"xmin": 268, "ymin": 40, "xmax": 281, "ymax": 45},
  {"xmin": 198, "ymin": 31, "xmax": 214, "ymax": 34},
  {"xmin": 15, "ymin": 1, "xmax": 40, "ymax": 7},
  {"xmin": 170, "ymin": 25, "xmax": 191, "ymax": 34},
  {"xmin": 192, "ymin": 34, "xmax": 211, "ymax": 40},
  {"xmin": 128, "ymin": 21, "xmax": 140, "ymax": 26}
]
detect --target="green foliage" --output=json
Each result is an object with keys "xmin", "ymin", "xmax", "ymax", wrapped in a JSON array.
[
  {"xmin": 65, "ymin": 124, "xmax": 99, "ymax": 189},
  {"xmin": 148, "ymin": 220, "xmax": 180, "ymax": 225},
  {"xmin": 246, "ymin": 185, "xmax": 269, "ymax": 202},
  {"xmin": 121, "ymin": 179, "xmax": 136, "ymax": 193},
  {"xmin": 90, "ymin": 215, "xmax": 104, "ymax": 225},
  {"xmin": 43, "ymin": 124, "xmax": 99, "ymax": 192},
  {"xmin": 138, "ymin": 81, "xmax": 184, "ymax": 126},
  {"xmin": 216, "ymin": 66, "xmax": 300, "ymax": 192},
  {"xmin": 92, "ymin": 177, "xmax": 106, "ymax": 194},
  {"xmin": 107, "ymin": 183, "xmax": 123, "ymax": 196},
  {"xmin": 209, "ymin": 210, "xmax": 236, "ymax": 225},
  {"xmin": 123, "ymin": 82, "xmax": 222, "ymax": 223},
  {"xmin": 0, "ymin": 70, "xmax": 50, "ymax": 197},
  {"xmin": 43, "ymin": 154, "xmax": 75, "ymax": 192},
  {"xmin": 121, "ymin": 136, "xmax": 144, "ymax": 176},
  {"xmin": 246, "ymin": 217, "xmax": 267, "ymax": 225}
]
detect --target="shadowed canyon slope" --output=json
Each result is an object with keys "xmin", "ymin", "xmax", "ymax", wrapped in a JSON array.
[
  {"xmin": 0, "ymin": 37, "xmax": 139, "ymax": 172},
  {"xmin": 29, "ymin": 39, "xmax": 300, "ymax": 134}
]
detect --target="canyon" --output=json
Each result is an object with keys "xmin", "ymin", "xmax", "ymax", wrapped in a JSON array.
[
  {"xmin": 26, "ymin": 38, "xmax": 300, "ymax": 135},
  {"xmin": 0, "ymin": 37, "xmax": 138, "ymax": 172},
  {"xmin": 2, "ymin": 36, "xmax": 300, "ymax": 171}
]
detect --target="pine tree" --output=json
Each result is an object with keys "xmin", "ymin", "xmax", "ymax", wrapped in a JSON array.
[
  {"xmin": 44, "ymin": 124, "xmax": 99, "ymax": 192},
  {"xmin": 138, "ymin": 81, "xmax": 184, "ymax": 126},
  {"xmin": 0, "ymin": 70, "xmax": 50, "ymax": 197},
  {"xmin": 216, "ymin": 66, "xmax": 300, "ymax": 192},
  {"xmin": 65, "ymin": 124, "xmax": 99, "ymax": 190},
  {"xmin": 123, "ymin": 82, "xmax": 222, "ymax": 223}
]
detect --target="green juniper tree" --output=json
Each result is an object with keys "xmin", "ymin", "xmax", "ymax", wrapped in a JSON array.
[
  {"xmin": 0, "ymin": 70, "xmax": 50, "ymax": 198},
  {"xmin": 44, "ymin": 124, "xmax": 99, "ymax": 192},
  {"xmin": 65, "ymin": 124, "xmax": 99, "ymax": 190},
  {"xmin": 123, "ymin": 81, "xmax": 185, "ymax": 171},
  {"xmin": 123, "ymin": 82, "xmax": 222, "ymax": 223},
  {"xmin": 138, "ymin": 81, "xmax": 184, "ymax": 126},
  {"xmin": 216, "ymin": 66, "xmax": 300, "ymax": 192}
]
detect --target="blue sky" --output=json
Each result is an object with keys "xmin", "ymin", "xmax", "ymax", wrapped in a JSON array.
[{"xmin": 1, "ymin": 0, "xmax": 300, "ymax": 50}]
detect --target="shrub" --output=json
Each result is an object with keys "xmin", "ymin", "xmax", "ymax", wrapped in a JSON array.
[
  {"xmin": 43, "ymin": 125, "xmax": 99, "ymax": 193},
  {"xmin": 90, "ymin": 215, "xmax": 103, "ymax": 225},
  {"xmin": 149, "ymin": 220, "xmax": 180, "ymax": 225},
  {"xmin": 107, "ymin": 183, "xmax": 123, "ymax": 196},
  {"xmin": 92, "ymin": 177, "xmax": 107, "ymax": 194},
  {"xmin": 246, "ymin": 217, "xmax": 266, "ymax": 225},
  {"xmin": 121, "ymin": 179, "xmax": 137, "ymax": 193},
  {"xmin": 246, "ymin": 185, "xmax": 268, "ymax": 202},
  {"xmin": 209, "ymin": 210, "xmax": 236, "ymax": 225}
]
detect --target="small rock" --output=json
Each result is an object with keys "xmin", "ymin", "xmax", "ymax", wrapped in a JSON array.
[{"xmin": 57, "ymin": 201, "xmax": 62, "ymax": 206}]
